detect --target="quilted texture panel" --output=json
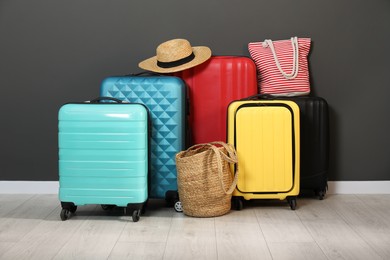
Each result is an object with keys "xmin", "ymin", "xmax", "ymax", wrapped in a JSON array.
[{"xmin": 101, "ymin": 76, "xmax": 186, "ymax": 199}]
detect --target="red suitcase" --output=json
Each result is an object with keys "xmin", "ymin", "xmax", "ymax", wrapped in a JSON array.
[{"xmin": 174, "ymin": 56, "xmax": 258, "ymax": 144}]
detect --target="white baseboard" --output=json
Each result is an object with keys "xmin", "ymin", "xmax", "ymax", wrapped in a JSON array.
[
  {"xmin": 0, "ymin": 181, "xmax": 389, "ymax": 194},
  {"xmin": 327, "ymin": 181, "xmax": 390, "ymax": 194},
  {"xmin": 0, "ymin": 181, "xmax": 59, "ymax": 194}
]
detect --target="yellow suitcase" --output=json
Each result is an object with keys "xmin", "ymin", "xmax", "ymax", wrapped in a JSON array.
[{"xmin": 227, "ymin": 99, "xmax": 300, "ymax": 210}]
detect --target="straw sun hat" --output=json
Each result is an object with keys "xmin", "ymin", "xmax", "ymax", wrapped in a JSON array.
[{"xmin": 138, "ymin": 39, "xmax": 212, "ymax": 73}]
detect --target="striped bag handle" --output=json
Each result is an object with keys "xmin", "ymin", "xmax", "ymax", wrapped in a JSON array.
[{"xmin": 262, "ymin": 36, "xmax": 299, "ymax": 80}]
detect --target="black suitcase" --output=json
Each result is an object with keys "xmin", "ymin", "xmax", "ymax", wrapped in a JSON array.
[
  {"xmin": 248, "ymin": 95, "xmax": 329, "ymax": 199},
  {"xmin": 281, "ymin": 96, "xmax": 329, "ymax": 199}
]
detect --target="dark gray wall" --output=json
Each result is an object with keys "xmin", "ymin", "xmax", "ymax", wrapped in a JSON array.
[{"xmin": 1, "ymin": 0, "xmax": 389, "ymax": 181}]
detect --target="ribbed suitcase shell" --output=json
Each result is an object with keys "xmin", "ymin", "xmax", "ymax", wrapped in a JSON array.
[
  {"xmin": 174, "ymin": 56, "xmax": 258, "ymax": 144},
  {"xmin": 227, "ymin": 100, "xmax": 300, "ymax": 208},
  {"xmin": 58, "ymin": 102, "xmax": 149, "ymax": 207},
  {"xmin": 279, "ymin": 96, "xmax": 329, "ymax": 198},
  {"xmin": 100, "ymin": 75, "xmax": 186, "ymax": 199}
]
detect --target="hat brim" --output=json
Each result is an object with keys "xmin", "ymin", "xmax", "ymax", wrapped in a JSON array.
[{"xmin": 138, "ymin": 46, "xmax": 212, "ymax": 73}]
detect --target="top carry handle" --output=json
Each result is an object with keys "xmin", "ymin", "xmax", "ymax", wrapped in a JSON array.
[
  {"xmin": 241, "ymin": 94, "xmax": 277, "ymax": 101},
  {"xmin": 89, "ymin": 97, "xmax": 124, "ymax": 103}
]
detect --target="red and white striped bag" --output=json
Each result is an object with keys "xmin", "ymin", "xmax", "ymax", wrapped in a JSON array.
[{"xmin": 248, "ymin": 37, "xmax": 311, "ymax": 96}]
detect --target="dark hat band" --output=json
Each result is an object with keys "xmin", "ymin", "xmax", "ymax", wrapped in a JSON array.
[{"xmin": 157, "ymin": 52, "xmax": 195, "ymax": 68}]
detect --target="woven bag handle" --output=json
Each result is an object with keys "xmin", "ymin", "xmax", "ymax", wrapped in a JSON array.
[
  {"xmin": 263, "ymin": 36, "xmax": 299, "ymax": 80},
  {"xmin": 208, "ymin": 143, "xmax": 239, "ymax": 195},
  {"xmin": 209, "ymin": 141, "xmax": 238, "ymax": 164},
  {"xmin": 183, "ymin": 142, "xmax": 238, "ymax": 165}
]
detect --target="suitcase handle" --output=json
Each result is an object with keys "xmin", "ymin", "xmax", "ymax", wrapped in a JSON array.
[
  {"xmin": 127, "ymin": 71, "xmax": 161, "ymax": 77},
  {"xmin": 89, "ymin": 97, "xmax": 123, "ymax": 103},
  {"xmin": 241, "ymin": 94, "xmax": 275, "ymax": 100}
]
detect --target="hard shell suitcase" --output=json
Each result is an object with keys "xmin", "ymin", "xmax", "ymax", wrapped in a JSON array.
[
  {"xmin": 173, "ymin": 56, "xmax": 258, "ymax": 144},
  {"xmin": 227, "ymin": 98, "xmax": 300, "ymax": 210},
  {"xmin": 100, "ymin": 75, "xmax": 186, "ymax": 209},
  {"xmin": 278, "ymin": 96, "xmax": 329, "ymax": 199},
  {"xmin": 58, "ymin": 97, "xmax": 150, "ymax": 222}
]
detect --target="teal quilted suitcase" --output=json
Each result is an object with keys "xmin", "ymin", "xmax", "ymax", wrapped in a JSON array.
[
  {"xmin": 100, "ymin": 75, "xmax": 187, "ymax": 211},
  {"xmin": 58, "ymin": 97, "xmax": 150, "ymax": 222}
]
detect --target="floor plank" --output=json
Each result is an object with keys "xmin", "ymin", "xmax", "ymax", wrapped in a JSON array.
[
  {"xmin": 254, "ymin": 207, "xmax": 314, "ymax": 243},
  {"xmin": 52, "ymin": 214, "xmax": 127, "ymax": 259},
  {"xmin": 303, "ymin": 221, "xmax": 383, "ymax": 259},
  {"xmin": 0, "ymin": 195, "xmax": 58, "ymax": 243},
  {"xmin": 215, "ymin": 209, "xmax": 272, "ymax": 260},
  {"xmin": 163, "ymin": 215, "xmax": 217, "ymax": 260},
  {"xmin": 0, "ymin": 204, "xmax": 94, "ymax": 259},
  {"xmin": 326, "ymin": 195, "xmax": 390, "ymax": 259},
  {"xmin": 1, "ymin": 194, "xmax": 390, "ymax": 259},
  {"xmin": 301, "ymin": 195, "xmax": 383, "ymax": 259},
  {"xmin": 108, "ymin": 241, "xmax": 166, "ymax": 259},
  {"xmin": 357, "ymin": 194, "xmax": 390, "ymax": 225},
  {"xmin": 267, "ymin": 242, "xmax": 327, "ymax": 260},
  {"xmin": 0, "ymin": 194, "xmax": 35, "ymax": 217},
  {"xmin": 0, "ymin": 242, "xmax": 15, "ymax": 259},
  {"xmin": 118, "ymin": 200, "xmax": 173, "ymax": 243}
]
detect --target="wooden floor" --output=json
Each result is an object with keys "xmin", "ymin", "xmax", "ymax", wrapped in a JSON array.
[{"xmin": 0, "ymin": 194, "xmax": 389, "ymax": 259}]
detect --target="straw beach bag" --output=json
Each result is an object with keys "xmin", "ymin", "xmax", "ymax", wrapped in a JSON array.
[{"xmin": 175, "ymin": 142, "xmax": 238, "ymax": 217}]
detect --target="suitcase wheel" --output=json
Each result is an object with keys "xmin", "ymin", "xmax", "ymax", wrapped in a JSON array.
[
  {"xmin": 60, "ymin": 203, "xmax": 77, "ymax": 221},
  {"xmin": 69, "ymin": 205, "xmax": 77, "ymax": 213},
  {"xmin": 231, "ymin": 197, "xmax": 243, "ymax": 211},
  {"xmin": 287, "ymin": 197, "xmax": 297, "ymax": 210},
  {"xmin": 173, "ymin": 200, "xmax": 183, "ymax": 212},
  {"xmin": 165, "ymin": 190, "xmax": 179, "ymax": 207},
  {"xmin": 60, "ymin": 208, "xmax": 71, "ymax": 221},
  {"xmin": 132, "ymin": 210, "xmax": 141, "ymax": 222},
  {"xmin": 315, "ymin": 189, "xmax": 326, "ymax": 200}
]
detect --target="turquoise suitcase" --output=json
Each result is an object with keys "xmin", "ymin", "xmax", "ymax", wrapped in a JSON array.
[
  {"xmin": 100, "ymin": 75, "xmax": 187, "ymax": 211},
  {"xmin": 58, "ymin": 97, "xmax": 150, "ymax": 222}
]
